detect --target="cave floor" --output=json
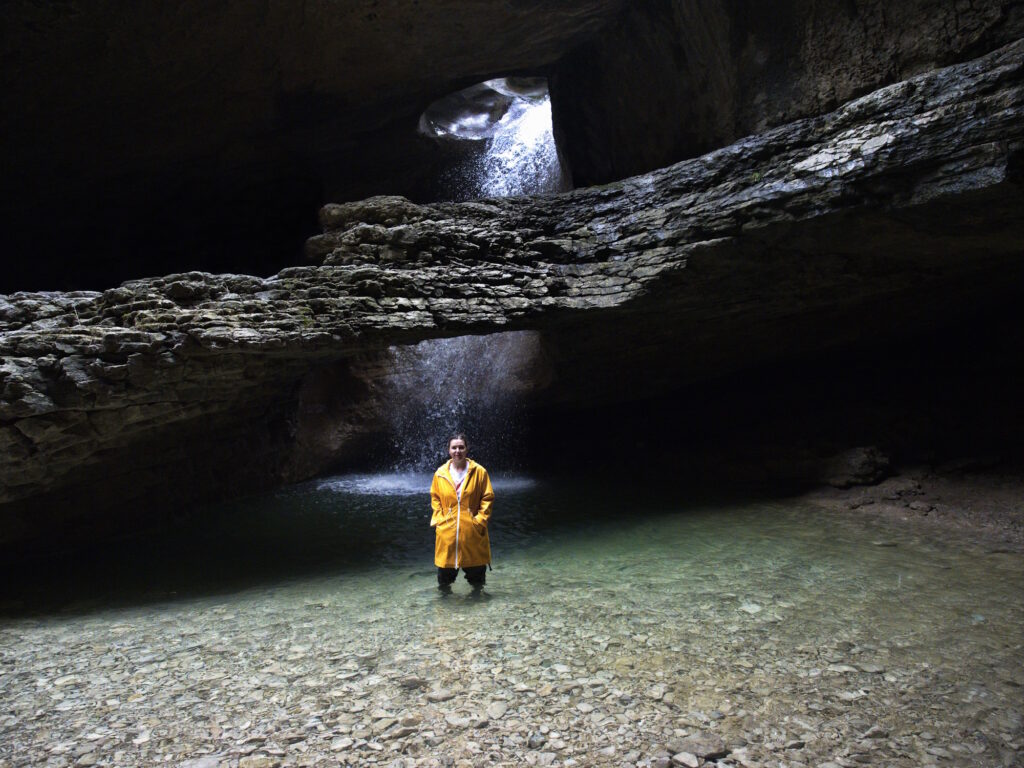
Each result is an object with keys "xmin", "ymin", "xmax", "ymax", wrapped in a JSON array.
[
  {"xmin": 1, "ymin": 476, "xmax": 1022, "ymax": 768},
  {"xmin": 805, "ymin": 466, "xmax": 1024, "ymax": 554}
]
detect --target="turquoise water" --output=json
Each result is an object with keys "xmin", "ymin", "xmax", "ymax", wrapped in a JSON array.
[{"xmin": 1, "ymin": 474, "xmax": 1022, "ymax": 766}]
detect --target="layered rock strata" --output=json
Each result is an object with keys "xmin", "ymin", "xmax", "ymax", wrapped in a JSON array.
[
  {"xmin": 1, "ymin": 40, "xmax": 1023, "ymax": 543},
  {"xmin": 551, "ymin": 0, "xmax": 1024, "ymax": 185}
]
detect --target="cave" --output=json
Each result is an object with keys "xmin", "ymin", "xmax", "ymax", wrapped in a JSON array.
[{"xmin": 1, "ymin": 2, "xmax": 1023, "ymax": 765}]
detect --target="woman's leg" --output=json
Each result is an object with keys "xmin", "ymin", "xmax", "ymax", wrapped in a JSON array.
[
  {"xmin": 437, "ymin": 567, "xmax": 458, "ymax": 592},
  {"xmin": 463, "ymin": 565, "xmax": 486, "ymax": 588}
]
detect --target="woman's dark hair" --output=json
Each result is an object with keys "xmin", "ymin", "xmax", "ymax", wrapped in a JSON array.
[{"xmin": 447, "ymin": 432, "xmax": 469, "ymax": 449}]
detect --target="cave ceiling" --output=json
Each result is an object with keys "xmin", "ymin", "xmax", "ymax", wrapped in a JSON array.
[
  {"xmin": 1, "ymin": 39, "xmax": 1022, "ymax": 541},
  {"xmin": 2, "ymin": 0, "xmax": 1021, "ymax": 292},
  {"xmin": 1, "ymin": 0, "xmax": 623, "ymax": 188},
  {"xmin": 0, "ymin": 0, "xmax": 626, "ymax": 291},
  {"xmin": 1, "ymin": 2, "xmax": 1023, "ymax": 543}
]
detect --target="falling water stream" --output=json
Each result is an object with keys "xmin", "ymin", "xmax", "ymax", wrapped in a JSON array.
[
  {"xmin": 1, "ymin": 81, "xmax": 1021, "ymax": 768},
  {"xmin": 425, "ymin": 77, "xmax": 570, "ymax": 200},
  {"xmin": 474, "ymin": 95, "xmax": 566, "ymax": 198},
  {"xmin": 377, "ymin": 331, "xmax": 541, "ymax": 471}
]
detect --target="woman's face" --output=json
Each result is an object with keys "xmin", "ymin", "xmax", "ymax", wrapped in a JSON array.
[{"xmin": 448, "ymin": 439, "xmax": 468, "ymax": 464}]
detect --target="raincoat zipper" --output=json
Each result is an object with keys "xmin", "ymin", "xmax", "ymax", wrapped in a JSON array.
[
  {"xmin": 441, "ymin": 465, "xmax": 468, "ymax": 569},
  {"xmin": 454, "ymin": 494, "xmax": 461, "ymax": 569}
]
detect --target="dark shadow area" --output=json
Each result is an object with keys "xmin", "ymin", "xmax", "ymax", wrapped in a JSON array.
[
  {"xmin": 0, "ymin": 164, "xmax": 324, "ymax": 294},
  {"xmin": 529, "ymin": 296, "xmax": 1024, "ymax": 493},
  {"xmin": 0, "ymin": 74, "xmax": 557, "ymax": 294},
  {"xmin": 0, "ymin": 478, "xmax": 428, "ymax": 617}
]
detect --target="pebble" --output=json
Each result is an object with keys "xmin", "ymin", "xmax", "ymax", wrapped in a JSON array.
[
  {"xmin": 674, "ymin": 731, "xmax": 728, "ymax": 760},
  {"xmin": 671, "ymin": 751, "xmax": 700, "ymax": 767},
  {"xmin": 237, "ymin": 757, "xmax": 276, "ymax": 768},
  {"xmin": 0, "ymin": 518, "xmax": 1019, "ymax": 768},
  {"xmin": 445, "ymin": 714, "xmax": 471, "ymax": 728}
]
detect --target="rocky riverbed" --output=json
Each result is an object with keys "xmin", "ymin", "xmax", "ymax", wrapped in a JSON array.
[
  {"xmin": 806, "ymin": 463, "xmax": 1024, "ymax": 554},
  {"xmin": 1, "ymin": 489, "xmax": 1022, "ymax": 768}
]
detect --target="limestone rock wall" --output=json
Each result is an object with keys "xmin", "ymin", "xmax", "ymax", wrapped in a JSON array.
[
  {"xmin": 5, "ymin": 0, "xmax": 1018, "ymax": 296},
  {"xmin": 550, "ymin": 0, "xmax": 1024, "ymax": 186},
  {"xmin": 1, "ymin": 41, "xmax": 1022, "ymax": 544}
]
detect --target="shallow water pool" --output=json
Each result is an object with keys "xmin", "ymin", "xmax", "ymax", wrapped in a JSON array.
[{"xmin": 1, "ymin": 473, "xmax": 1021, "ymax": 767}]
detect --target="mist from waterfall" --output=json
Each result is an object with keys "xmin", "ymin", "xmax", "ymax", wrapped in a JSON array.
[{"xmin": 379, "ymin": 331, "xmax": 543, "ymax": 471}]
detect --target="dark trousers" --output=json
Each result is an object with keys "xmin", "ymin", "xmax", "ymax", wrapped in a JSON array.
[{"xmin": 437, "ymin": 565, "xmax": 486, "ymax": 587}]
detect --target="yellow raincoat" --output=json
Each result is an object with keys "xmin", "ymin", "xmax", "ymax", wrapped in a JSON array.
[{"xmin": 430, "ymin": 459, "xmax": 494, "ymax": 569}]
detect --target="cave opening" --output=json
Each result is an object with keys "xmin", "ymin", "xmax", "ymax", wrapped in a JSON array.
[{"xmin": 418, "ymin": 77, "xmax": 572, "ymax": 201}]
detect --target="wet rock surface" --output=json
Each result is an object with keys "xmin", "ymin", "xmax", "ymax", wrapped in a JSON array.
[
  {"xmin": 550, "ymin": 0, "xmax": 1024, "ymax": 185},
  {"xmin": 2, "ymin": 40, "xmax": 1024, "ymax": 539},
  {"xmin": 1, "ymin": 497, "xmax": 1021, "ymax": 768}
]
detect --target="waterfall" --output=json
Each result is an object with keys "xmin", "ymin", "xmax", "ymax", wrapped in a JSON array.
[
  {"xmin": 425, "ymin": 77, "xmax": 571, "ymax": 200},
  {"xmin": 475, "ymin": 95, "xmax": 568, "ymax": 197},
  {"xmin": 380, "ymin": 331, "xmax": 543, "ymax": 471},
  {"xmin": 374, "ymin": 79, "xmax": 563, "ymax": 470}
]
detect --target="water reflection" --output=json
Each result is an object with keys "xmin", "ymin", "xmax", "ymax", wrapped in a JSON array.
[
  {"xmin": 0, "ymin": 472, "xmax": 549, "ymax": 614},
  {"xmin": 2, "ymin": 475, "xmax": 1022, "ymax": 765},
  {"xmin": 3, "ymin": 472, "xmax": 1021, "ymax": 633}
]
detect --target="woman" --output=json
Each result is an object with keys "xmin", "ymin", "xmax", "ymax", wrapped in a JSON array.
[{"xmin": 430, "ymin": 433, "xmax": 494, "ymax": 593}]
